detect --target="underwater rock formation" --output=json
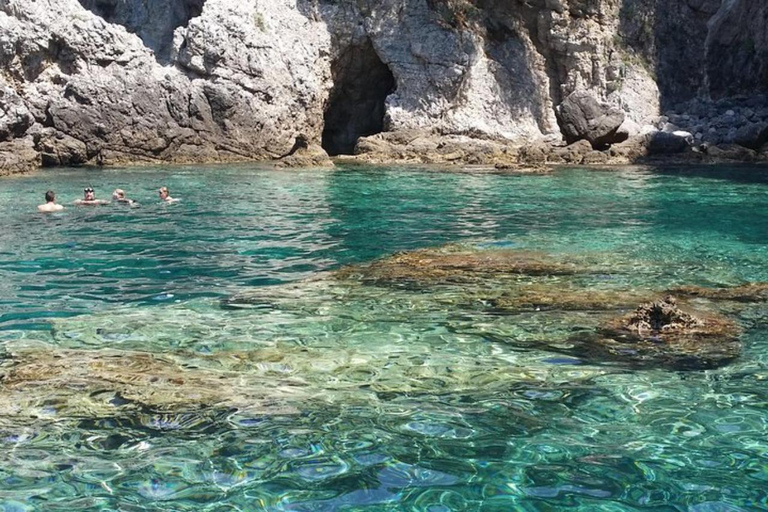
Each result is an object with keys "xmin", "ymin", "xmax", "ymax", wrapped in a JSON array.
[
  {"xmin": 0, "ymin": 347, "xmax": 305, "ymax": 418},
  {"xmin": 327, "ymin": 245, "xmax": 747, "ymax": 370},
  {"xmin": 669, "ymin": 283, "xmax": 768, "ymax": 302},
  {"xmin": 588, "ymin": 296, "xmax": 742, "ymax": 370},
  {"xmin": 334, "ymin": 245, "xmax": 580, "ymax": 287},
  {"xmin": 224, "ymin": 242, "xmax": 752, "ymax": 371},
  {"xmin": 492, "ymin": 286, "xmax": 651, "ymax": 312},
  {"xmin": 616, "ymin": 296, "xmax": 703, "ymax": 334}
]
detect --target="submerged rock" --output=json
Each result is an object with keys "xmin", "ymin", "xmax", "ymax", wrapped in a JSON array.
[
  {"xmin": 588, "ymin": 296, "xmax": 742, "ymax": 370},
  {"xmin": 334, "ymin": 246, "xmax": 580, "ymax": 287},
  {"xmin": 669, "ymin": 283, "xmax": 768, "ymax": 302},
  {"xmin": 223, "ymin": 244, "xmax": 754, "ymax": 372},
  {"xmin": 492, "ymin": 286, "xmax": 651, "ymax": 312},
  {"xmin": 0, "ymin": 347, "xmax": 303, "ymax": 421},
  {"xmin": 618, "ymin": 295, "xmax": 703, "ymax": 334}
]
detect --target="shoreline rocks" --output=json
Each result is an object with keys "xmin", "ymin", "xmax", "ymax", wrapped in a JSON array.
[
  {"xmin": 1, "ymin": 1, "xmax": 768, "ymax": 174},
  {"xmin": 0, "ymin": 138, "xmax": 41, "ymax": 175},
  {"xmin": 555, "ymin": 90, "xmax": 627, "ymax": 149}
]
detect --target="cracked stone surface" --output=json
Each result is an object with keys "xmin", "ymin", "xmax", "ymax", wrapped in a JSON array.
[{"xmin": 1, "ymin": 0, "xmax": 768, "ymax": 173}]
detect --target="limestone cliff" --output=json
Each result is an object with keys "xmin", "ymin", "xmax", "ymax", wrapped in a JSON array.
[{"xmin": 0, "ymin": 0, "xmax": 766, "ymax": 173}]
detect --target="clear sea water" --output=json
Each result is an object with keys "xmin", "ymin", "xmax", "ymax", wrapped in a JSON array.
[{"xmin": 0, "ymin": 163, "xmax": 767, "ymax": 511}]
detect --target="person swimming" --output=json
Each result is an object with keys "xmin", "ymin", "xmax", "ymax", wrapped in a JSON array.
[
  {"xmin": 112, "ymin": 189, "xmax": 137, "ymax": 205},
  {"xmin": 74, "ymin": 187, "xmax": 109, "ymax": 206},
  {"xmin": 158, "ymin": 186, "xmax": 179, "ymax": 203},
  {"xmin": 38, "ymin": 190, "xmax": 64, "ymax": 212}
]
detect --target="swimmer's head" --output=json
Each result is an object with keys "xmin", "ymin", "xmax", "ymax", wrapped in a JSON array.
[
  {"xmin": 158, "ymin": 187, "xmax": 169, "ymax": 200},
  {"xmin": 112, "ymin": 189, "xmax": 125, "ymax": 200},
  {"xmin": 45, "ymin": 190, "xmax": 55, "ymax": 203},
  {"xmin": 84, "ymin": 187, "xmax": 95, "ymax": 201}
]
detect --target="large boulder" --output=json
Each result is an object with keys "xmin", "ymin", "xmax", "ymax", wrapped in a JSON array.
[
  {"xmin": 647, "ymin": 131, "xmax": 693, "ymax": 155},
  {"xmin": 555, "ymin": 89, "xmax": 627, "ymax": 148}
]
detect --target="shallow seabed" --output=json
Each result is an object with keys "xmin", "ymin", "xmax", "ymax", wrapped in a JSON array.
[{"xmin": 1, "ymin": 164, "xmax": 767, "ymax": 511}]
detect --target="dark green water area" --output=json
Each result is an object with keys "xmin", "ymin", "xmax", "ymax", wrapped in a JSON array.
[{"xmin": 0, "ymin": 164, "xmax": 767, "ymax": 510}]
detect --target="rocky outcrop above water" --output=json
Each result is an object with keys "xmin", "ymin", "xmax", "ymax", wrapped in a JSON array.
[
  {"xmin": 555, "ymin": 90, "xmax": 627, "ymax": 149},
  {"xmin": 1, "ymin": 0, "xmax": 768, "ymax": 173}
]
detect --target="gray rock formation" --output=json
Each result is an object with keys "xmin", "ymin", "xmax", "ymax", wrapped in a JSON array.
[
  {"xmin": 556, "ymin": 89, "xmax": 627, "ymax": 148},
  {"xmin": 0, "ymin": 0, "xmax": 767, "ymax": 174}
]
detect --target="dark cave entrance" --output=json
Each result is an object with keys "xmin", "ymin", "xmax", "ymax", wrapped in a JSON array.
[
  {"xmin": 322, "ymin": 40, "xmax": 396, "ymax": 156},
  {"xmin": 77, "ymin": 0, "xmax": 206, "ymax": 63}
]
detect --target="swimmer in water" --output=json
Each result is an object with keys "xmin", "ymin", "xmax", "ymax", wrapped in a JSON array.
[
  {"xmin": 112, "ymin": 188, "xmax": 137, "ymax": 205},
  {"xmin": 158, "ymin": 186, "xmax": 179, "ymax": 203},
  {"xmin": 38, "ymin": 190, "xmax": 64, "ymax": 212},
  {"xmin": 74, "ymin": 187, "xmax": 109, "ymax": 206}
]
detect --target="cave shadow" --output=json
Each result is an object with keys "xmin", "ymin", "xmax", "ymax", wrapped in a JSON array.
[
  {"xmin": 77, "ymin": 0, "xmax": 206, "ymax": 64},
  {"xmin": 482, "ymin": 17, "xmax": 554, "ymax": 136},
  {"xmin": 617, "ymin": 0, "xmax": 768, "ymax": 112}
]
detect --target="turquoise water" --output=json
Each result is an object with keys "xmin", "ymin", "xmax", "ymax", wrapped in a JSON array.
[{"xmin": 0, "ymin": 164, "xmax": 767, "ymax": 510}]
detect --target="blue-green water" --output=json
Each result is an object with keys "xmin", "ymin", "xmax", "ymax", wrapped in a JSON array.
[{"xmin": 1, "ymin": 164, "xmax": 768, "ymax": 511}]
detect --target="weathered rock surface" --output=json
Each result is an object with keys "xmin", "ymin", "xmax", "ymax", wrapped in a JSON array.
[
  {"xmin": 0, "ymin": 85, "xmax": 34, "ymax": 141},
  {"xmin": 1, "ymin": 0, "xmax": 768, "ymax": 173},
  {"xmin": 592, "ymin": 296, "xmax": 742, "ymax": 370},
  {"xmin": 34, "ymin": 127, "xmax": 88, "ymax": 166},
  {"xmin": 556, "ymin": 89, "xmax": 627, "ymax": 148},
  {"xmin": 354, "ymin": 130, "xmax": 524, "ymax": 168},
  {"xmin": 0, "ymin": 138, "xmax": 41, "ymax": 175},
  {"xmin": 0, "ymin": 0, "xmax": 330, "ymax": 172},
  {"xmin": 646, "ymin": 131, "xmax": 693, "ymax": 155}
]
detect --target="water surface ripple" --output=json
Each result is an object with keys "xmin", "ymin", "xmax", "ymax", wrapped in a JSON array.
[{"xmin": 0, "ymin": 164, "xmax": 767, "ymax": 510}]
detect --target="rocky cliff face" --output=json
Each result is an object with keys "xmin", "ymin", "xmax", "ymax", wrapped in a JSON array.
[{"xmin": 0, "ymin": 0, "xmax": 766, "ymax": 174}]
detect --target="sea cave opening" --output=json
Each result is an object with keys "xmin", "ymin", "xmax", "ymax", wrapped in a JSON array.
[{"xmin": 322, "ymin": 39, "xmax": 396, "ymax": 156}]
